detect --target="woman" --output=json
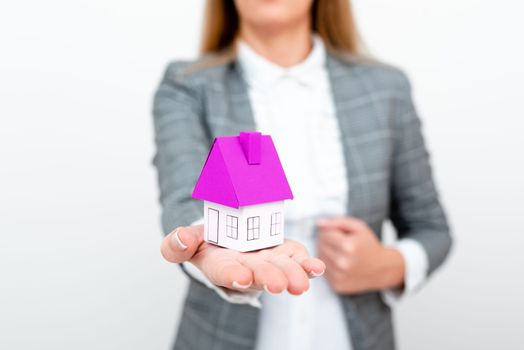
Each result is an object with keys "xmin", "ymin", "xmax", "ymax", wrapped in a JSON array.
[{"xmin": 153, "ymin": 1, "xmax": 452, "ymax": 349}]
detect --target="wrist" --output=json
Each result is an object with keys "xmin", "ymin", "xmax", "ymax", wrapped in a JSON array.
[{"xmin": 377, "ymin": 247, "xmax": 406, "ymax": 290}]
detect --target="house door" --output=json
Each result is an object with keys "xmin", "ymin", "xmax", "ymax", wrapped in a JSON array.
[{"xmin": 207, "ymin": 208, "xmax": 219, "ymax": 244}]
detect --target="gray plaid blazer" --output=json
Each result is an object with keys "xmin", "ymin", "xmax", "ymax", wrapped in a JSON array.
[{"xmin": 152, "ymin": 49, "xmax": 452, "ymax": 350}]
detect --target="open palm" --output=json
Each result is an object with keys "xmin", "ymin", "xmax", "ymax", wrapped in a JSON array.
[{"xmin": 161, "ymin": 225, "xmax": 325, "ymax": 295}]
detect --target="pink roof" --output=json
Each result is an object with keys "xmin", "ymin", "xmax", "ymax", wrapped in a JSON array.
[{"xmin": 192, "ymin": 132, "xmax": 293, "ymax": 208}]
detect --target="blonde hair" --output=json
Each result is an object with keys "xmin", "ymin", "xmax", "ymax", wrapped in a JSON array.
[{"xmin": 200, "ymin": 0, "xmax": 361, "ymax": 56}]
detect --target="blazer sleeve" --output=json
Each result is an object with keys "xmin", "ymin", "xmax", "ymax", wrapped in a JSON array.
[
  {"xmin": 152, "ymin": 62, "xmax": 209, "ymax": 235},
  {"xmin": 389, "ymin": 72, "xmax": 453, "ymax": 275}
]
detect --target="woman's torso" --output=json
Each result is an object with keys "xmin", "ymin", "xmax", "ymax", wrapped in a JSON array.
[{"xmin": 166, "ymin": 46, "xmax": 413, "ymax": 350}]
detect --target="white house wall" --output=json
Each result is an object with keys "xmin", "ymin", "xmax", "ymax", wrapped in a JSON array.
[
  {"xmin": 204, "ymin": 200, "xmax": 285, "ymax": 252},
  {"xmin": 203, "ymin": 201, "xmax": 245, "ymax": 251},
  {"xmin": 241, "ymin": 201, "xmax": 284, "ymax": 251}
]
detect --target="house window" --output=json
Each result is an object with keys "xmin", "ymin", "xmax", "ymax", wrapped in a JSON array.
[
  {"xmin": 270, "ymin": 212, "xmax": 282, "ymax": 236},
  {"xmin": 226, "ymin": 215, "xmax": 238, "ymax": 239},
  {"xmin": 247, "ymin": 216, "xmax": 260, "ymax": 241}
]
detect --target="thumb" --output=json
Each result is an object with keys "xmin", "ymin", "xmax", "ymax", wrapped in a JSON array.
[
  {"xmin": 316, "ymin": 216, "xmax": 367, "ymax": 233},
  {"xmin": 161, "ymin": 225, "xmax": 203, "ymax": 263}
]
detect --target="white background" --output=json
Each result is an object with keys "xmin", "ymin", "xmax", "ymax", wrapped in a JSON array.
[{"xmin": 1, "ymin": 0, "xmax": 523, "ymax": 349}]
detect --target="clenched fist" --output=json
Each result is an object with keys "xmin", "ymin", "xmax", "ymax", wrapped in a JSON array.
[{"xmin": 316, "ymin": 217, "xmax": 405, "ymax": 294}]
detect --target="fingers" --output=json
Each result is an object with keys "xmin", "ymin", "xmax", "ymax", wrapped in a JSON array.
[
  {"xmin": 292, "ymin": 254, "xmax": 326, "ymax": 278},
  {"xmin": 269, "ymin": 254, "xmax": 310, "ymax": 295},
  {"xmin": 317, "ymin": 216, "xmax": 367, "ymax": 233},
  {"xmin": 238, "ymin": 255, "xmax": 288, "ymax": 293},
  {"xmin": 317, "ymin": 240, "xmax": 342, "ymax": 270},
  {"xmin": 317, "ymin": 227, "xmax": 348, "ymax": 253},
  {"xmin": 265, "ymin": 240, "xmax": 324, "ymax": 294},
  {"xmin": 204, "ymin": 257, "xmax": 254, "ymax": 290},
  {"xmin": 160, "ymin": 225, "xmax": 203, "ymax": 263}
]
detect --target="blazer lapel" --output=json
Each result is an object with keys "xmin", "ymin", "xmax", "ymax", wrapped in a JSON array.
[
  {"xmin": 226, "ymin": 62, "xmax": 257, "ymax": 132},
  {"xmin": 203, "ymin": 58, "xmax": 257, "ymax": 138},
  {"xmin": 326, "ymin": 53, "xmax": 371, "ymax": 218}
]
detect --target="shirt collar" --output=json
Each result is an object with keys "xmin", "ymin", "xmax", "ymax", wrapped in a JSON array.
[{"xmin": 237, "ymin": 35, "xmax": 326, "ymax": 91}]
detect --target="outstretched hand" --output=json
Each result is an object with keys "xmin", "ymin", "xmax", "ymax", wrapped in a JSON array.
[{"xmin": 161, "ymin": 225, "xmax": 325, "ymax": 295}]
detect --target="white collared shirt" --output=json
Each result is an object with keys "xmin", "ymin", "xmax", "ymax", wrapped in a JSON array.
[{"xmin": 186, "ymin": 36, "xmax": 429, "ymax": 350}]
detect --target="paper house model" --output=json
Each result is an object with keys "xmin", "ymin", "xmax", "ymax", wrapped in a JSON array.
[{"xmin": 192, "ymin": 131, "xmax": 293, "ymax": 252}]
